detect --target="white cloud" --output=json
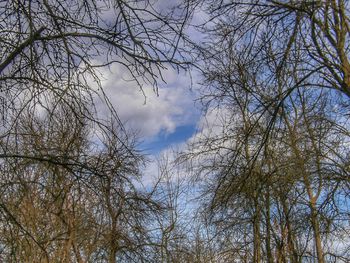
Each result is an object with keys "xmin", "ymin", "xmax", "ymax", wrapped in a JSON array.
[{"xmin": 97, "ymin": 63, "xmax": 199, "ymax": 139}]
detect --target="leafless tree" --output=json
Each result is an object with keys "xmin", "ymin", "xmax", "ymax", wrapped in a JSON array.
[
  {"xmin": 0, "ymin": 0, "xmax": 194, "ymax": 158},
  {"xmin": 0, "ymin": 100, "xmax": 176, "ymax": 262},
  {"xmin": 183, "ymin": 31, "xmax": 350, "ymax": 261},
  {"xmin": 196, "ymin": 0, "xmax": 350, "ymax": 96},
  {"xmin": 0, "ymin": 1, "xmax": 197, "ymax": 261}
]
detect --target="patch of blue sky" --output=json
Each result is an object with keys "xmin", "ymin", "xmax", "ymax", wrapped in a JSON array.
[{"xmin": 140, "ymin": 124, "xmax": 197, "ymax": 155}]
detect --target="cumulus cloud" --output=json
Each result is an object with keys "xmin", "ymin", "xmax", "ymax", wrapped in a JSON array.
[{"xmin": 97, "ymin": 63, "xmax": 199, "ymax": 139}]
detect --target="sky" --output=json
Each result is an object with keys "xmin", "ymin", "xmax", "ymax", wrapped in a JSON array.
[
  {"xmin": 95, "ymin": 5, "xmax": 210, "ymax": 183},
  {"xmin": 99, "ymin": 64, "xmax": 201, "ymax": 154},
  {"xmin": 94, "ymin": 65, "xmax": 204, "ymax": 187},
  {"xmin": 95, "ymin": 5, "xmax": 207, "ymax": 156}
]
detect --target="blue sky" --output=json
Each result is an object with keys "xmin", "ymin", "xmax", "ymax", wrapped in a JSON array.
[
  {"xmin": 140, "ymin": 124, "xmax": 198, "ymax": 155},
  {"xmin": 93, "ymin": 5, "xmax": 208, "ymax": 158},
  {"xmin": 95, "ymin": 66, "xmax": 204, "ymax": 185},
  {"xmin": 97, "ymin": 64, "xmax": 202, "ymax": 157}
]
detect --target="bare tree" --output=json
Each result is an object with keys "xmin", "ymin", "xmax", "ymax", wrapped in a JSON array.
[
  {"xmin": 183, "ymin": 32, "xmax": 350, "ymax": 261},
  {"xmin": 0, "ymin": 101, "xmax": 172, "ymax": 262},
  {"xmin": 0, "ymin": 0, "xmax": 194, "ymax": 160},
  {"xmin": 196, "ymin": 0, "xmax": 350, "ymax": 97},
  {"xmin": 0, "ymin": 2, "xmax": 196, "ymax": 261}
]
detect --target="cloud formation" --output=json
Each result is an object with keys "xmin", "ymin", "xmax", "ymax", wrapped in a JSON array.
[{"xmin": 98, "ymin": 64, "xmax": 199, "ymax": 139}]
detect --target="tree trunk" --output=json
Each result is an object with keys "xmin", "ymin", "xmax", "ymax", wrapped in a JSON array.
[
  {"xmin": 253, "ymin": 201, "xmax": 261, "ymax": 263},
  {"xmin": 265, "ymin": 189, "xmax": 273, "ymax": 263}
]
